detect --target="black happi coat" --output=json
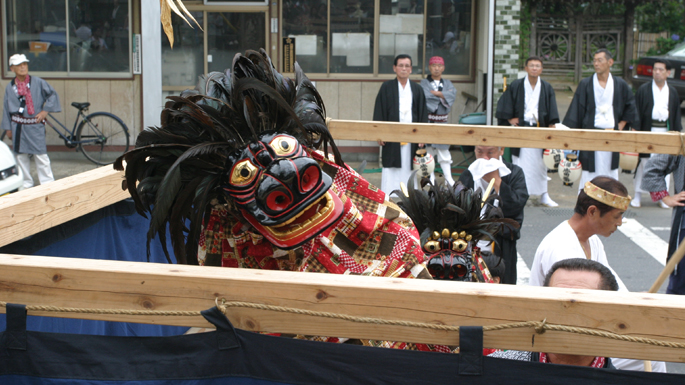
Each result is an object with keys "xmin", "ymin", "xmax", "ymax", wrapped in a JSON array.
[
  {"xmin": 373, "ymin": 79, "xmax": 429, "ymax": 168},
  {"xmin": 562, "ymin": 75, "xmax": 637, "ymax": 172},
  {"xmin": 458, "ymin": 162, "xmax": 529, "ymax": 285},
  {"xmin": 495, "ymin": 77, "xmax": 560, "ymax": 157},
  {"xmin": 635, "ymin": 81, "xmax": 683, "ymax": 158}
]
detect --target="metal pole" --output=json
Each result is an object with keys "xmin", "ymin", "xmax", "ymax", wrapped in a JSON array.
[{"xmin": 486, "ymin": 0, "xmax": 495, "ymax": 125}]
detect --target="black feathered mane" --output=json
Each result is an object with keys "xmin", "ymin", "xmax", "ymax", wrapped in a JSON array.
[
  {"xmin": 394, "ymin": 175, "xmax": 520, "ymax": 246},
  {"xmin": 114, "ymin": 49, "xmax": 341, "ymax": 265}
]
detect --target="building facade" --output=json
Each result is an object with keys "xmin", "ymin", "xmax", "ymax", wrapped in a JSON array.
[{"xmin": 1, "ymin": 0, "xmax": 500, "ymax": 159}]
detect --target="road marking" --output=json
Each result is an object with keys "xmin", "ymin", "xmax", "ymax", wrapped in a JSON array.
[
  {"xmin": 650, "ymin": 227, "xmax": 671, "ymax": 231},
  {"xmin": 618, "ymin": 218, "xmax": 668, "ymax": 266},
  {"xmin": 516, "ymin": 253, "xmax": 530, "ymax": 286}
]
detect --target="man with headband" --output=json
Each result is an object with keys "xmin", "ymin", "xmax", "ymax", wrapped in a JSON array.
[
  {"xmin": 420, "ymin": 56, "xmax": 457, "ymax": 185},
  {"xmin": 530, "ymin": 176, "xmax": 628, "ymax": 289},
  {"xmin": 530, "ymin": 176, "xmax": 667, "ymax": 372}
]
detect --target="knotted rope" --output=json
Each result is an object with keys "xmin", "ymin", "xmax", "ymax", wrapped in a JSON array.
[{"xmin": 1, "ymin": 299, "xmax": 683, "ymax": 350}]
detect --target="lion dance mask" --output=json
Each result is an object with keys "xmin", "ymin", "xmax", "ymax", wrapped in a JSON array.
[
  {"xmin": 115, "ymin": 49, "xmax": 430, "ymax": 284},
  {"xmin": 395, "ymin": 176, "xmax": 519, "ymax": 283}
]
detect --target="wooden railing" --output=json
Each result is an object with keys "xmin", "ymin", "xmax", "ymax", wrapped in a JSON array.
[{"xmin": 1, "ymin": 122, "xmax": 685, "ymax": 362}]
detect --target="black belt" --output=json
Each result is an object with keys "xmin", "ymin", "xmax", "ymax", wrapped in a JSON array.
[{"xmin": 652, "ymin": 120, "xmax": 667, "ymax": 128}]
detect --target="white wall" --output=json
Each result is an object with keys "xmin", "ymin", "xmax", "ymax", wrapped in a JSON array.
[{"xmin": 141, "ymin": 1, "xmax": 163, "ymax": 129}]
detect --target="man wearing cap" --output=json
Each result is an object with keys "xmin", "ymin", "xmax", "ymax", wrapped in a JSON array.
[
  {"xmin": 1, "ymin": 54, "xmax": 61, "ymax": 188},
  {"xmin": 420, "ymin": 56, "xmax": 457, "ymax": 186},
  {"xmin": 495, "ymin": 56, "xmax": 560, "ymax": 207}
]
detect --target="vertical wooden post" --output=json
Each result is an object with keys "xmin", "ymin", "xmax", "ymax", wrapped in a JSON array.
[
  {"xmin": 624, "ymin": 0, "xmax": 636, "ymax": 81},
  {"xmin": 574, "ymin": 14, "xmax": 583, "ymax": 83}
]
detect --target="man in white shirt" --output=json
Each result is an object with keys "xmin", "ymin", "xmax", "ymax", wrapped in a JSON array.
[
  {"xmin": 530, "ymin": 176, "xmax": 666, "ymax": 372},
  {"xmin": 530, "ymin": 176, "xmax": 628, "ymax": 289},
  {"xmin": 631, "ymin": 59, "xmax": 683, "ymax": 208},
  {"xmin": 562, "ymin": 49, "xmax": 637, "ymax": 193},
  {"xmin": 495, "ymin": 56, "xmax": 560, "ymax": 206},
  {"xmin": 373, "ymin": 54, "xmax": 428, "ymax": 194}
]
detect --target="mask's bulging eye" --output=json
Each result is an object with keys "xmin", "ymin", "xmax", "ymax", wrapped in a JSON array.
[
  {"xmin": 424, "ymin": 240, "xmax": 440, "ymax": 253},
  {"xmin": 270, "ymin": 135, "xmax": 299, "ymax": 157},
  {"xmin": 452, "ymin": 239, "xmax": 468, "ymax": 253},
  {"xmin": 230, "ymin": 160, "xmax": 259, "ymax": 186}
]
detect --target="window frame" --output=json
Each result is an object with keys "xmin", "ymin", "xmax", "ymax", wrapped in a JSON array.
[
  {"xmin": 1, "ymin": 0, "xmax": 134, "ymax": 79},
  {"xmin": 279, "ymin": 0, "xmax": 476, "ymax": 82},
  {"xmin": 161, "ymin": 4, "xmax": 270, "ymax": 93}
]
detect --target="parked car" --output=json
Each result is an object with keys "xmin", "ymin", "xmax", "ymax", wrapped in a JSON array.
[
  {"xmin": 0, "ymin": 141, "xmax": 23, "ymax": 196},
  {"xmin": 633, "ymin": 42, "xmax": 685, "ymax": 103}
]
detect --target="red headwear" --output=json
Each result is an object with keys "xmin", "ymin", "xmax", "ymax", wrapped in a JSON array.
[{"xmin": 429, "ymin": 56, "xmax": 444, "ymax": 65}]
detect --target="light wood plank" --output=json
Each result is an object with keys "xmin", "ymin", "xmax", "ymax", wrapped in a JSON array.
[
  {"xmin": 0, "ymin": 167, "xmax": 129, "ymax": 247},
  {"xmin": 1, "ymin": 254, "xmax": 685, "ymax": 362},
  {"xmin": 110, "ymin": 80, "xmax": 135, "ymax": 132},
  {"xmin": 328, "ymin": 119, "xmax": 685, "ymax": 155}
]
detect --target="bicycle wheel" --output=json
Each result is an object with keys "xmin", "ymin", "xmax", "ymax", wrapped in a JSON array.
[{"xmin": 76, "ymin": 112, "xmax": 130, "ymax": 166}]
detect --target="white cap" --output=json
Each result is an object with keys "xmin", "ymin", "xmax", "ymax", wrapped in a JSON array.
[{"xmin": 8, "ymin": 54, "xmax": 29, "ymax": 67}]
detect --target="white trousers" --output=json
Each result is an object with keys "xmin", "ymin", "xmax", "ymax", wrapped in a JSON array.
[
  {"xmin": 16, "ymin": 153, "xmax": 54, "ymax": 189},
  {"xmin": 381, "ymin": 144, "xmax": 413, "ymax": 195},
  {"xmin": 513, "ymin": 148, "xmax": 548, "ymax": 196},
  {"xmin": 429, "ymin": 145, "xmax": 455, "ymax": 186}
]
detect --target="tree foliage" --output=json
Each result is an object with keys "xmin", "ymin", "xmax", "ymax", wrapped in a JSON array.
[{"xmin": 636, "ymin": 0, "xmax": 685, "ymax": 36}]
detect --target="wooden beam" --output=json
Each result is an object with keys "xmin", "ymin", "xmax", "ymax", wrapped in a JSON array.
[
  {"xmin": 328, "ymin": 119, "xmax": 685, "ymax": 155},
  {"xmin": 0, "ymin": 167, "xmax": 130, "ymax": 247},
  {"xmin": 2, "ymin": 254, "xmax": 685, "ymax": 362}
]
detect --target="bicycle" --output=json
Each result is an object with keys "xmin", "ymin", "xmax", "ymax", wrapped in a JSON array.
[{"xmin": 42, "ymin": 102, "xmax": 130, "ymax": 166}]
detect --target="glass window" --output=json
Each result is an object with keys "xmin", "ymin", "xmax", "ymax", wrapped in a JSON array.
[
  {"xmin": 4, "ymin": 0, "xmax": 131, "ymax": 75},
  {"xmin": 69, "ymin": 0, "xmax": 131, "ymax": 73},
  {"xmin": 207, "ymin": 12, "xmax": 266, "ymax": 73},
  {"xmin": 162, "ymin": 11, "xmax": 204, "ymax": 87},
  {"xmin": 378, "ymin": 0, "xmax": 424, "ymax": 74},
  {"xmin": 425, "ymin": 0, "xmax": 471, "ymax": 76},
  {"xmin": 283, "ymin": 0, "xmax": 327, "ymax": 73},
  {"xmin": 329, "ymin": 0, "xmax": 374, "ymax": 74},
  {"xmin": 5, "ymin": 0, "xmax": 67, "ymax": 72}
]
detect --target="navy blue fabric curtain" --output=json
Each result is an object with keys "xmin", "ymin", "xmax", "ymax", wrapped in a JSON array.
[
  {"xmin": 0, "ymin": 199, "xmax": 188, "ymax": 337},
  {"xmin": 1, "ymin": 304, "xmax": 683, "ymax": 384}
]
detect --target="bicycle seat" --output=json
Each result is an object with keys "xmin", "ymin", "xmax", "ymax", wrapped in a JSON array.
[{"xmin": 71, "ymin": 102, "xmax": 91, "ymax": 110}]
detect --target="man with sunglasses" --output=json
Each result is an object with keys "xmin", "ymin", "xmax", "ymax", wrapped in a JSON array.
[{"xmin": 420, "ymin": 56, "xmax": 457, "ymax": 186}]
